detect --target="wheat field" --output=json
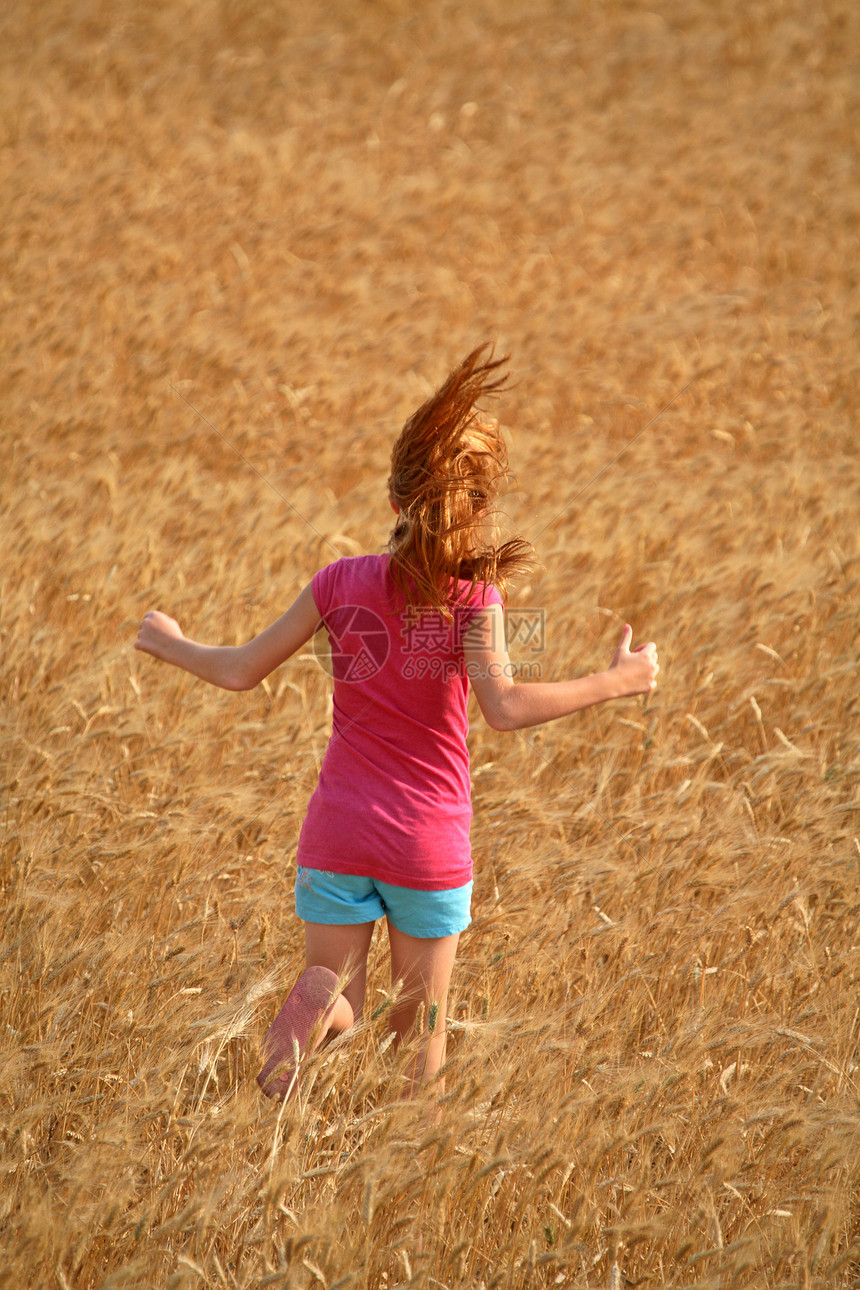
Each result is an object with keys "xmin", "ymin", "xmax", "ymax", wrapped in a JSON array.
[{"xmin": 2, "ymin": 0, "xmax": 859, "ymax": 1286}]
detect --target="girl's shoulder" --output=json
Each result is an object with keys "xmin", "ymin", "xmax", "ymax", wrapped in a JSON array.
[
  {"xmin": 313, "ymin": 552, "xmax": 391, "ymax": 608},
  {"xmin": 450, "ymin": 577, "xmax": 504, "ymax": 610},
  {"xmin": 316, "ymin": 552, "xmax": 388, "ymax": 582}
]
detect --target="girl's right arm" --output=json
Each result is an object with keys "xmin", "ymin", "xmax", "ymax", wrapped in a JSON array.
[
  {"xmin": 134, "ymin": 582, "xmax": 321, "ymax": 691},
  {"xmin": 464, "ymin": 606, "xmax": 658, "ymax": 732}
]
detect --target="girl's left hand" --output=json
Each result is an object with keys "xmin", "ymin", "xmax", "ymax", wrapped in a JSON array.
[
  {"xmin": 135, "ymin": 610, "xmax": 184, "ymax": 662},
  {"xmin": 607, "ymin": 624, "xmax": 659, "ymax": 695}
]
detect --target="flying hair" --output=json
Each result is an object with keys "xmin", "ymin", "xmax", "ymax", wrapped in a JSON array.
[{"xmin": 387, "ymin": 344, "xmax": 533, "ymax": 616}]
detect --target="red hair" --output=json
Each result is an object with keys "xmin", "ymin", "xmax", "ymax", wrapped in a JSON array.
[{"xmin": 387, "ymin": 345, "xmax": 532, "ymax": 616}]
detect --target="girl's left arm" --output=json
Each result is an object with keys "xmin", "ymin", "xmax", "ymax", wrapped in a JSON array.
[
  {"xmin": 465, "ymin": 606, "xmax": 658, "ymax": 730},
  {"xmin": 134, "ymin": 582, "xmax": 321, "ymax": 691}
]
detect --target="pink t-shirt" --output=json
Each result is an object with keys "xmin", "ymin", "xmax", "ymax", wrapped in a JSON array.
[{"xmin": 296, "ymin": 553, "xmax": 503, "ymax": 890}]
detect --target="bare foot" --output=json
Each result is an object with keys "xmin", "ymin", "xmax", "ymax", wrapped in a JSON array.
[{"xmin": 257, "ymin": 965, "xmax": 350, "ymax": 1100}]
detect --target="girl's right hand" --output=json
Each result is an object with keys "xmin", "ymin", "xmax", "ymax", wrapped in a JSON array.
[
  {"xmin": 608, "ymin": 624, "xmax": 659, "ymax": 696},
  {"xmin": 134, "ymin": 610, "xmax": 185, "ymax": 662}
]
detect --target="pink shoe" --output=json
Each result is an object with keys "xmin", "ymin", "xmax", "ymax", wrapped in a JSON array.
[{"xmin": 256, "ymin": 966, "xmax": 340, "ymax": 1100}]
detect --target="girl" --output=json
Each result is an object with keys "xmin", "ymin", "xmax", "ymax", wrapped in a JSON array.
[{"xmin": 134, "ymin": 346, "xmax": 659, "ymax": 1099}]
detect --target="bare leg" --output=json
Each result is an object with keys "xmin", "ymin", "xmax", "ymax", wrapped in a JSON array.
[
  {"xmin": 387, "ymin": 923, "xmax": 460, "ymax": 1092},
  {"xmin": 303, "ymin": 920, "xmax": 375, "ymax": 1025},
  {"xmin": 257, "ymin": 920, "xmax": 375, "ymax": 1099}
]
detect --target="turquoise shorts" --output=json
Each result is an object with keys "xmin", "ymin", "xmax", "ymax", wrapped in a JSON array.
[{"xmin": 295, "ymin": 867, "xmax": 472, "ymax": 939}]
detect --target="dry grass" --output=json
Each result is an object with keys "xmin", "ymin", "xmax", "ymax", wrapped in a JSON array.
[{"xmin": 2, "ymin": 0, "xmax": 859, "ymax": 1286}]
